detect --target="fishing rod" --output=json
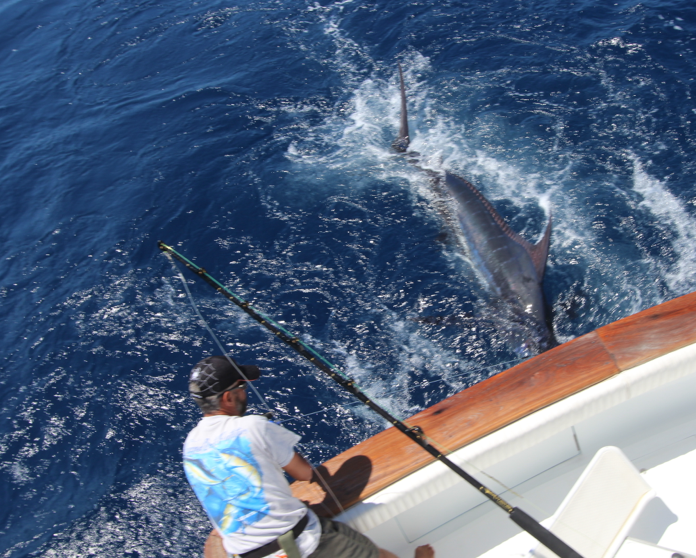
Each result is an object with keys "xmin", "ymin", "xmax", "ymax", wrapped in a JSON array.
[{"xmin": 158, "ymin": 241, "xmax": 583, "ymax": 558}]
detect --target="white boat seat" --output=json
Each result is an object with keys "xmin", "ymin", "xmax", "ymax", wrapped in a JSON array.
[{"xmin": 532, "ymin": 446, "xmax": 657, "ymax": 558}]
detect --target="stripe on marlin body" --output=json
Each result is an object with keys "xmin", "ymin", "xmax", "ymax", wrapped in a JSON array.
[{"xmin": 392, "ymin": 63, "xmax": 555, "ymax": 356}]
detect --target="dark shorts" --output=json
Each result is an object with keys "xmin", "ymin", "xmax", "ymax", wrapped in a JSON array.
[{"xmin": 307, "ymin": 517, "xmax": 379, "ymax": 558}]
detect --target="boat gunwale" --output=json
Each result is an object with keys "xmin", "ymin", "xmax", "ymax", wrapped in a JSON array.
[
  {"xmin": 336, "ymin": 338, "xmax": 696, "ymax": 535},
  {"xmin": 291, "ymin": 291, "xmax": 696, "ymax": 516}
]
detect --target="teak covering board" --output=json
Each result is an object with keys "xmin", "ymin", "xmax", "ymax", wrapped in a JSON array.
[{"xmin": 291, "ymin": 291, "xmax": 696, "ymax": 516}]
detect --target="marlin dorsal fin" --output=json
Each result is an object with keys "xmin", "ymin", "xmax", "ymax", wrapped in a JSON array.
[
  {"xmin": 527, "ymin": 215, "xmax": 552, "ymax": 280},
  {"xmin": 501, "ymin": 211, "xmax": 551, "ymax": 282}
]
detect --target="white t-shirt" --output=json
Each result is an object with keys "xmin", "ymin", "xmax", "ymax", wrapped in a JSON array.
[{"xmin": 183, "ymin": 415, "xmax": 321, "ymax": 557}]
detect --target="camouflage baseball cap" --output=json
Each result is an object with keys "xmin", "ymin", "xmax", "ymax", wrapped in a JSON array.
[{"xmin": 189, "ymin": 355, "xmax": 260, "ymax": 399}]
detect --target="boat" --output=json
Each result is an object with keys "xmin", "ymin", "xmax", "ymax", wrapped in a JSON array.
[{"xmin": 202, "ymin": 291, "xmax": 696, "ymax": 557}]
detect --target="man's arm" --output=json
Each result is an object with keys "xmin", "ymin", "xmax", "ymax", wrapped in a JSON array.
[{"xmin": 282, "ymin": 452, "xmax": 313, "ymax": 481}]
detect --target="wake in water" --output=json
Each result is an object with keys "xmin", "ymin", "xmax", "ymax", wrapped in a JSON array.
[
  {"xmin": 629, "ymin": 157, "xmax": 696, "ymax": 294},
  {"xmin": 282, "ymin": 19, "xmax": 696, "ymax": 350},
  {"xmin": 285, "ymin": 53, "xmax": 560, "ymax": 358},
  {"xmin": 2, "ymin": 0, "xmax": 696, "ymax": 556}
]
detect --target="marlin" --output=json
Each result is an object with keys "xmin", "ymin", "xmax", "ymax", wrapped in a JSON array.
[{"xmin": 393, "ymin": 65, "xmax": 554, "ymax": 355}]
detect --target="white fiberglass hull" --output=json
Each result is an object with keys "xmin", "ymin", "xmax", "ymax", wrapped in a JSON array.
[{"xmin": 339, "ymin": 341, "xmax": 696, "ymax": 557}]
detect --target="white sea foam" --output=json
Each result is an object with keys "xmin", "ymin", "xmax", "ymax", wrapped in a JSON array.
[
  {"xmin": 282, "ymin": 33, "xmax": 693, "ymax": 376},
  {"xmin": 284, "ymin": 52, "xmax": 431, "ymax": 176},
  {"xmin": 597, "ymin": 36, "xmax": 643, "ymax": 55},
  {"xmin": 284, "ymin": 48, "xmax": 588, "ymax": 354},
  {"xmin": 631, "ymin": 157, "xmax": 696, "ymax": 293},
  {"xmin": 321, "ymin": 301, "xmax": 510, "ymax": 427}
]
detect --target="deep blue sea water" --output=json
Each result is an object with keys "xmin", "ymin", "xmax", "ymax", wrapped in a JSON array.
[{"xmin": 1, "ymin": 0, "xmax": 695, "ymax": 555}]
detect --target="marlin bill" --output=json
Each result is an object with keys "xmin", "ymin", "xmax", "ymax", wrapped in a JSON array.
[{"xmin": 393, "ymin": 64, "xmax": 554, "ymax": 356}]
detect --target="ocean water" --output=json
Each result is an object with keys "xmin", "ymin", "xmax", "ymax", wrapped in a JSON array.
[{"xmin": 1, "ymin": 0, "xmax": 695, "ymax": 555}]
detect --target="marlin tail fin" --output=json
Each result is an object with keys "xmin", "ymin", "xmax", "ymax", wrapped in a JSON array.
[{"xmin": 392, "ymin": 63, "xmax": 410, "ymax": 152}]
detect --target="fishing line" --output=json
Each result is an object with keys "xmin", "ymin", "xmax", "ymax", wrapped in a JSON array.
[
  {"xmin": 309, "ymin": 464, "xmax": 346, "ymax": 516},
  {"xmin": 413, "ymin": 359, "xmax": 523, "ymax": 389},
  {"xmin": 267, "ymin": 359, "xmax": 520, "ymax": 426},
  {"xmin": 160, "ymin": 244, "xmax": 437, "ymax": 441},
  {"xmin": 158, "ymin": 242, "xmax": 584, "ymax": 558},
  {"xmin": 167, "ymin": 252, "xmax": 347, "ymax": 516},
  {"xmin": 275, "ymin": 402, "xmax": 362, "ymax": 425},
  {"xmin": 167, "ymin": 241, "xmax": 530, "ymax": 503},
  {"xmin": 165, "ymin": 252, "xmax": 274, "ymax": 416},
  {"xmin": 285, "ymin": 408, "xmax": 534, "ymax": 517},
  {"xmin": 161, "ymin": 242, "xmax": 454, "ymax": 452}
]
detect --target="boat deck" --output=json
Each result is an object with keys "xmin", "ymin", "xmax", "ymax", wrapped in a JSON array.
[{"xmin": 479, "ymin": 431, "xmax": 696, "ymax": 557}]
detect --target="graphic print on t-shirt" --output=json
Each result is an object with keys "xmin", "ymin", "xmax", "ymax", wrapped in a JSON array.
[{"xmin": 184, "ymin": 434, "xmax": 270, "ymax": 534}]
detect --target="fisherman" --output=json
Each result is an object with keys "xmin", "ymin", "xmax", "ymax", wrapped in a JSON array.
[{"xmin": 183, "ymin": 355, "xmax": 434, "ymax": 558}]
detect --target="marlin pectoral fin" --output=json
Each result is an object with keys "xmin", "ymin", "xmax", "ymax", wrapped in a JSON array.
[{"xmin": 392, "ymin": 63, "xmax": 410, "ymax": 152}]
